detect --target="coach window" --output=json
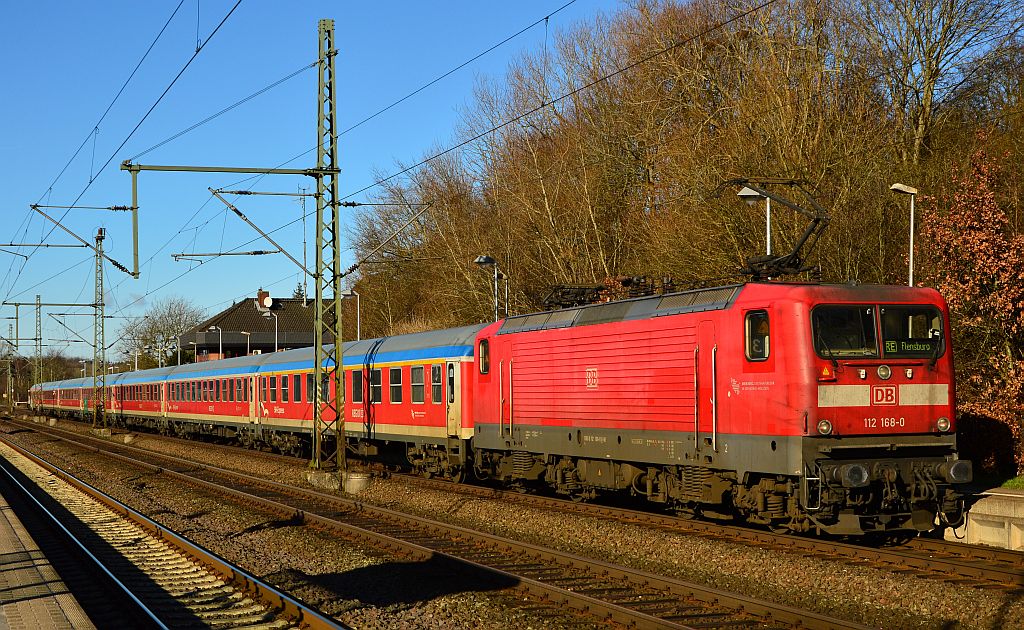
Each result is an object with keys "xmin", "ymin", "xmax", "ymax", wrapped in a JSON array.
[
  {"xmin": 745, "ymin": 311, "xmax": 770, "ymax": 361},
  {"xmin": 370, "ymin": 368, "xmax": 382, "ymax": 403},
  {"xmin": 478, "ymin": 340, "xmax": 490, "ymax": 374},
  {"xmin": 447, "ymin": 363, "xmax": 456, "ymax": 404},
  {"xmin": 215, "ymin": 379, "xmax": 221, "ymax": 401},
  {"xmin": 351, "ymin": 370, "xmax": 364, "ymax": 404},
  {"xmin": 293, "ymin": 374, "xmax": 301, "ymax": 403},
  {"xmin": 411, "ymin": 366, "xmax": 424, "ymax": 403},
  {"xmin": 305, "ymin": 373, "xmax": 314, "ymax": 403},
  {"xmin": 389, "ymin": 368, "xmax": 403, "ymax": 403},
  {"xmin": 227, "ymin": 379, "xmax": 234, "ymax": 402},
  {"xmin": 431, "ymin": 365, "xmax": 442, "ymax": 404},
  {"xmin": 281, "ymin": 375, "xmax": 290, "ymax": 403},
  {"xmin": 269, "ymin": 376, "xmax": 278, "ymax": 403},
  {"xmin": 261, "ymin": 377, "xmax": 268, "ymax": 402}
]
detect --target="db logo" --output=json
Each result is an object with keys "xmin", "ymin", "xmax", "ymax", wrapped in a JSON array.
[
  {"xmin": 871, "ymin": 385, "xmax": 898, "ymax": 405},
  {"xmin": 585, "ymin": 367, "xmax": 599, "ymax": 389}
]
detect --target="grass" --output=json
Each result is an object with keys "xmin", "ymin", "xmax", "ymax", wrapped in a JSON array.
[{"xmin": 1002, "ymin": 476, "xmax": 1024, "ymax": 490}]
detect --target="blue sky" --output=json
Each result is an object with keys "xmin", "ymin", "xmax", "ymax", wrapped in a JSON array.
[{"xmin": 0, "ymin": 1, "xmax": 621, "ymax": 358}]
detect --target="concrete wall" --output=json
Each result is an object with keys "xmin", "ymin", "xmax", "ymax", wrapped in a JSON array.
[{"xmin": 945, "ymin": 488, "xmax": 1024, "ymax": 550}]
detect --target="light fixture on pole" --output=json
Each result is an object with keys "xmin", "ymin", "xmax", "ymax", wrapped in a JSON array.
[
  {"xmin": 262, "ymin": 311, "xmax": 278, "ymax": 352},
  {"xmin": 473, "ymin": 255, "xmax": 500, "ymax": 322},
  {"xmin": 188, "ymin": 341, "xmax": 197, "ymax": 362},
  {"xmin": 79, "ymin": 359, "xmax": 86, "ymax": 377},
  {"xmin": 341, "ymin": 289, "xmax": 360, "ymax": 341},
  {"xmin": 240, "ymin": 331, "xmax": 251, "ymax": 355},
  {"xmin": 890, "ymin": 183, "xmax": 918, "ymax": 286},
  {"xmin": 738, "ymin": 186, "xmax": 772, "ymax": 256},
  {"xmin": 209, "ymin": 325, "xmax": 223, "ymax": 359}
]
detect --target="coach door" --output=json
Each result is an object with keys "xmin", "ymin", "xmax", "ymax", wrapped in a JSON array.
[
  {"xmin": 696, "ymin": 320, "xmax": 718, "ymax": 455},
  {"xmin": 445, "ymin": 361, "xmax": 460, "ymax": 437}
]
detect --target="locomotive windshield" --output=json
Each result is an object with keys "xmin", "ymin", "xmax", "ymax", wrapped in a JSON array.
[
  {"xmin": 879, "ymin": 305, "xmax": 943, "ymax": 358},
  {"xmin": 812, "ymin": 305, "xmax": 878, "ymax": 357},
  {"xmin": 813, "ymin": 304, "xmax": 944, "ymax": 359}
]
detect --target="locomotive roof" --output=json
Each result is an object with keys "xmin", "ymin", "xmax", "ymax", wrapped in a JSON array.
[{"xmin": 498, "ymin": 284, "xmax": 743, "ymax": 335}]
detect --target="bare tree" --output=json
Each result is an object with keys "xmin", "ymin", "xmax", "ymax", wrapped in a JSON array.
[
  {"xmin": 853, "ymin": 0, "xmax": 1024, "ymax": 164},
  {"xmin": 117, "ymin": 296, "xmax": 206, "ymax": 369}
]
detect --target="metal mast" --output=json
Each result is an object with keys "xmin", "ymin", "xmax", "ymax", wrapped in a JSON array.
[
  {"xmin": 313, "ymin": 18, "xmax": 344, "ymax": 471},
  {"xmin": 34, "ymin": 295, "xmax": 41, "ymax": 386},
  {"xmin": 93, "ymin": 228, "xmax": 106, "ymax": 427}
]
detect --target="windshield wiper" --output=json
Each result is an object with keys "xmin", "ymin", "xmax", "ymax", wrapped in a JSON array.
[
  {"xmin": 928, "ymin": 336, "xmax": 942, "ymax": 370},
  {"xmin": 818, "ymin": 334, "xmax": 839, "ymax": 370}
]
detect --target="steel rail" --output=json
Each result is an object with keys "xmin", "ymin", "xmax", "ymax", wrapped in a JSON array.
[
  {"xmin": 16, "ymin": 416, "xmax": 1021, "ymax": 589},
  {"xmin": 5, "ymin": 422, "xmax": 869, "ymax": 630},
  {"xmin": 15, "ymin": 415, "xmax": 1022, "ymax": 589},
  {"xmin": 0, "ymin": 434, "xmax": 343, "ymax": 630},
  {"xmin": 0, "ymin": 457, "xmax": 166, "ymax": 629},
  {"xmin": 396, "ymin": 473, "xmax": 1024, "ymax": 589}
]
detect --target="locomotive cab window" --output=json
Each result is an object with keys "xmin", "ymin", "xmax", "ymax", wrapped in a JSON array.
[
  {"xmin": 812, "ymin": 305, "xmax": 878, "ymax": 358},
  {"xmin": 880, "ymin": 305, "xmax": 943, "ymax": 358},
  {"xmin": 478, "ymin": 339, "xmax": 490, "ymax": 374},
  {"xmin": 745, "ymin": 311, "xmax": 770, "ymax": 361}
]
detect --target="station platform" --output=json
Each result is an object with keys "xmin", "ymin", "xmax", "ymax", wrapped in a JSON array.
[
  {"xmin": 945, "ymin": 486, "xmax": 1024, "ymax": 550},
  {"xmin": 0, "ymin": 491, "xmax": 95, "ymax": 630}
]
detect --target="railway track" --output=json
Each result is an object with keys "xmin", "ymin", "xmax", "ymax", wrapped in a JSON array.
[
  {"xmin": 14, "ymin": 416, "xmax": 1022, "ymax": 593},
  {"xmin": 0, "ymin": 438, "xmax": 340, "ymax": 629},
  {"xmin": 394, "ymin": 474, "xmax": 1024, "ymax": 591},
  {"xmin": 2, "ymin": 420, "xmax": 870, "ymax": 630}
]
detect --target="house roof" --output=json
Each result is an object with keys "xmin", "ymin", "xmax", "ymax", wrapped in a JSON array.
[{"xmin": 179, "ymin": 295, "xmax": 333, "ymax": 346}]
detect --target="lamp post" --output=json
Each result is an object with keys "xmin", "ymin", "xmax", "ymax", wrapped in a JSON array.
[
  {"xmin": 240, "ymin": 331, "xmax": 251, "ymax": 356},
  {"xmin": 263, "ymin": 312, "xmax": 278, "ymax": 352},
  {"xmin": 738, "ymin": 186, "xmax": 771, "ymax": 255},
  {"xmin": 132, "ymin": 349, "xmax": 141, "ymax": 371},
  {"xmin": 341, "ymin": 290, "xmax": 360, "ymax": 340},
  {"xmin": 188, "ymin": 341, "xmax": 197, "ymax": 362},
  {"xmin": 473, "ymin": 255, "xmax": 500, "ymax": 322},
  {"xmin": 890, "ymin": 183, "xmax": 918, "ymax": 286},
  {"xmin": 79, "ymin": 359, "xmax": 86, "ymax": 378},
  {"xmin": 209, "ymin": 325, "xmax": 222, "ymax": 359}
]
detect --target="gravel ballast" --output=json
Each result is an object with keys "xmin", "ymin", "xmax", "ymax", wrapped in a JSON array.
[{"xmin": 10, "ymin": 420, "xmax": 1022, "ymax": 630}]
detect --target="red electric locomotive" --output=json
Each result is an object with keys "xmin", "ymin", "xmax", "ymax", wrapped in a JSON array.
[{"xmin": 466, "ymin": 281, "xmax": 970, "ymax": 535}]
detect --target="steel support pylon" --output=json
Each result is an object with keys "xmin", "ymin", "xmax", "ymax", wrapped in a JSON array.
[
  {"xmin": 34, "ymin": 296, "xmax": 41, "ymax": 387},
  {"xmin": 92, "ymin": 228, "xmax": 106, "ymax": 427},
  {"xmin": 312, "ymin": 18, "xmax": 344, "ymax": 470}
]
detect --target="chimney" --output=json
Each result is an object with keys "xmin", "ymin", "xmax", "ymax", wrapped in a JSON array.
[{"xmin": 255, "ymin": 288, "xmax": 272, "ymax": 312}]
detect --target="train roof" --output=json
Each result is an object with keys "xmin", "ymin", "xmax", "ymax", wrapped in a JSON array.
[{"xmin": 35, "ymin": 323, "xmax": 487, "ymax": 390}]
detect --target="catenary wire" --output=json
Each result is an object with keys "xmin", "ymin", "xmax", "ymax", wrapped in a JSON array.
[{"xmin": 5, "ymin": 0, "xmax": 244, "ymax": 304}]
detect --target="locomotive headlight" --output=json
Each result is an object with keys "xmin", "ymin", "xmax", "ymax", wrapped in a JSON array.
[
  {"xmin": 936, "ymin": 416, "xmax": 950, "ymax": 432},
  {"xmin": 816, "ymin": 419, "xmax": 833, "ymax": 435},
  {"xmin": 877, "ymin": 365, "xmax": 892, "ymax": 380}
]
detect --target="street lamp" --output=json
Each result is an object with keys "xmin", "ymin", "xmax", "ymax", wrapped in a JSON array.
[
  {"xmin": 79, "ymin": 359, "xmax": 86, "ymax": 378},
  {"xmin": 341, "ymin": 290, "xmax": 360, "ymax": 341},
  {"xmin": 738, "ymin": 186, "xmax": 771, "ymax": 256},
  {"xmin": 188, "ymin": 341, "xmax": 197, "ymax": 362},
  {"xmin": 240, "ymin": 331, "xmax": 251, "ymax": 355},
  {"xmin": 209, "ymin": 325, "xmax": 223, "ymax": 359},
  {"xmin": 473, "ymin": 255, "xmax": 500, "ymax": 322},
  {"xmin": 890, "ymin": 183, "xmax": 918, "ymax": 286},
  {"xmin": 262, "ymin": 311, "xmax": 278, "ymax": 352}
]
